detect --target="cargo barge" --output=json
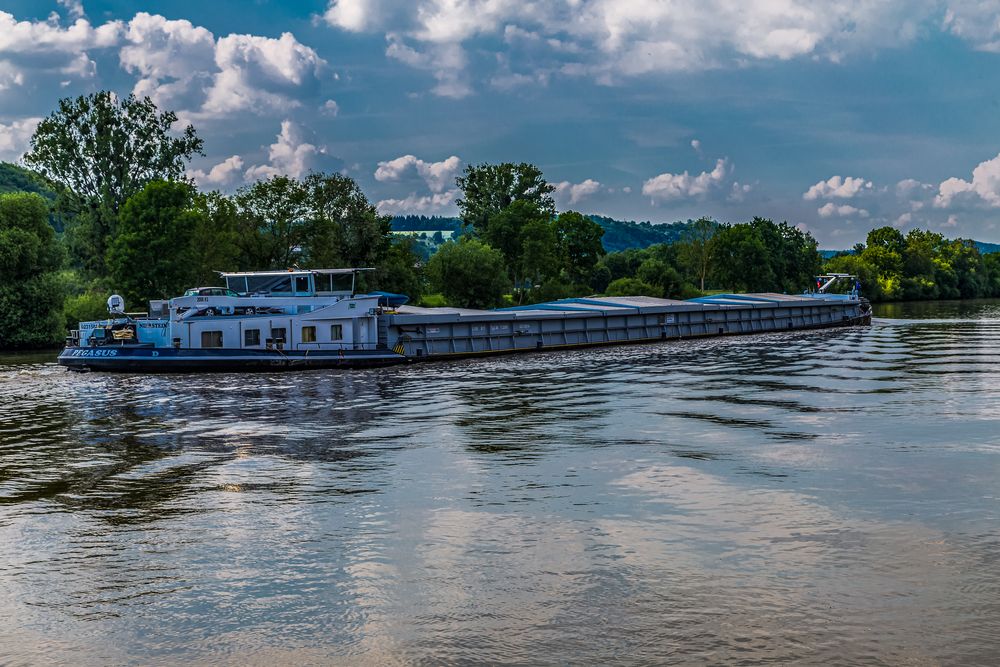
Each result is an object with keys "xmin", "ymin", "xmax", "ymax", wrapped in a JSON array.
[{"xmin": 58, "ymin": 269, "xmax": 871, "ymax": 372}]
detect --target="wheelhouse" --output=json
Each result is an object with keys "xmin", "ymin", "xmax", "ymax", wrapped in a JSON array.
[{"xmin": 220, "ymin": 268, "xmax": 372, "ymax": 297}]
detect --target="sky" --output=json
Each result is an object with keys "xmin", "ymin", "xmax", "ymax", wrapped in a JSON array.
[{"xmin": 1, "ymin": 0, "xmax": 1000, "ymax": 247}]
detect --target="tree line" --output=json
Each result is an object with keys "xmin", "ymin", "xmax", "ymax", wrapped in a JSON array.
[{"xmin": 3, "ymin": 90, "xmax": 1000, "ymax": 349}]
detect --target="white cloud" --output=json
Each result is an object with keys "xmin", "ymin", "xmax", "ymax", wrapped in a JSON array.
[
  {"xmin": 0, "ymin": 61, "xmax": 24, "ymax": 90},
  {"xmin": 817, "ymin": 202, "xmax": 870, "ymax": 218},
  {"xmin": 803, "ymin": 175, "xmax": 872, "ymax": 200},
  {"xmin": 934, "ymin": 152, "xmax": 1000, "ymax": 208},
  {"xmin": 944, "ymin": 213, "xmax": 959, "ymax": 227},
  {"xmin": 893, "ymin": 212, "xmax": 912, "ymax": 228},
  {"xmin": 895, "ymin": 178, "xmax": 931, "ymax": 196},
  {"xmin": 0, "ymin": 11, "xmax": 121, "ymax": 86},
  {"xmin": 374, "ymin": 154, "xmax": 461, "ymax": 192},
  {"xmin": 642, "ymin": 158, "xmax": 728, "ymax": 202},
  {"xmin": 57, "ymin": 0, "xmax": 85, "ymax": 20},
  {"xmin": 118, "ymin": 13, "xmax": 325, "ymax": 119},
  {"xmin": 189, "ymin": 155, "xmax": 244, "ymax": 188},
  {"xmin": 943, "ymin": 2, "xmax": 1000, "ymax": 52},
  {"xmin": 376, "ymin": 188, "xmax": 458, "ymax": 214},
  {"xmin": 320, "ymin": 0, "xmax": 942, "ymax": 95},
  {"xmin": 386, "ymin": 34, "xmax": 470, "ymax": 98},
  {"xmin": 0, "ymin": 11, "xmax": 121, "ymax": 54},
  {"xmin": 554, "ymin": 178, "xmax": 602, "ymax": 206},
  {"xmin": 728, "ymin": 181, "xmax": 752, "ymax": 201},
  {"xmin": 244, "ymin": 120, "xmax": 322, "ymax": 180},
  {"xmin": 690, "ymin": 138, "xmax": 701, "ymax": 153},
  {"xmin": 0, "ymin": 117, "xmax": 41, "ymax": 161},
  {"xmin": 323, "ymin": 0, "xmax": 378, "ymax": 32},
  {"xmin": 321, "ymin": 99, "xmax": 340, "ymax": 116}
]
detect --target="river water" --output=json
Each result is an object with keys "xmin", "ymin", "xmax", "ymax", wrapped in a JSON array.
[{"xmin": 1, "ymin": 300, "xmax": 999, "ymax": 665}]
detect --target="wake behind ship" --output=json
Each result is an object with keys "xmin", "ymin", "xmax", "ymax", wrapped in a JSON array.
[{"xmin": 58, "ymin": 268, "xmax": 871, "ymax": 373}]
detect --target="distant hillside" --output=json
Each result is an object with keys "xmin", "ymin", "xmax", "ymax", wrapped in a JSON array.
[
  {"xmin": 588, "ymin": 215, "xmax": 695, "ymax": 252},
  {"xmin": 390, "ymin": 213, "xmax": 694, "ymax": 253},
  {"xmin": 0, "ymin": 162, "xmax": 58, "ymax": 200},
  {"xmin": 975, "ymin": 241, "xmax": 1000, "ymax": 254},
  {"xmin": 391, "ymin": 215, "xmax": 462, "ymax": 232},
  {"xmin": 0, "ymin": 162, "xmax": 68, "ymax": 231}
]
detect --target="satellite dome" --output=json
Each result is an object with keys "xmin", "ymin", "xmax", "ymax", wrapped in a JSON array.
[{"xmin": 107, "ymin": 294, "xmax": 125, "ymax": 314}]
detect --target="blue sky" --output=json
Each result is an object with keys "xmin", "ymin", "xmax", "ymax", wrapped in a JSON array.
[{"xmin": 2, "ymin": 0, "xmax": 1000, "ymax": 246}]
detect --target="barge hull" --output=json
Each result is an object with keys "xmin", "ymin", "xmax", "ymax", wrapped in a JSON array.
[
  {"xmin": 384, "ymin": 293, "xmax": 871, "ymax": 360},
  {"xmin": 57, "ymin": 347, "xmax": 405, "ymax": 373}
]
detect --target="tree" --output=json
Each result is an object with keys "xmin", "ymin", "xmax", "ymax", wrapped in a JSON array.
[
  {"xmin": 677, "ymin": 217, "xmax": 717, "ymax": 291},
  {"xmin": 303, "ymin": 172, "xmax": 391, "ymax": 268},
  {"xmin": 24, "ymin": 92, "xmax": 203, "ymax": 275},
  {"xmin": 520, "ymin": 218, "xmax": 559, "ymax": 294},
  {"xmin": 233, "ymin": 173, "xmax": 392, "ymax": 271},
  {"xmin": 711, "ymin": 224, "xmax": 772, "ymax": 291},
  {"xmin": 0, "ymin": 193, "xmax": 66, "ymax": 348},
  {"xmin": 426, "ymin": 239, "xmax": 509, "ymax": 309},
  {"xmin": 233, "ymin": 176, "xmax": 310, "ymax": 269},
  {"xmin": 188, "ymin": 191, "xmax": 240, "ymax": 285},
  {"xmin": 372, "ymin": 237, "xmax": 424, "ymax": 302},
  {"xmin": 455, "ymin": 162, "xmax": 555, "ymax": 236},
  {"xmin": 482, "ymin": 200, "xmax": 553, "ymax": 300},
  {"xmin": 554, "ymin": 211, "xmax": 605, "ymax": 284},
  {"xmin": 107, "ymin": 181, "xmax": 204, "ymax": 306}
]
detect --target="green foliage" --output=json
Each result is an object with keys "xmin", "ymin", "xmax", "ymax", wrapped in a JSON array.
[
  {"xmin": 456, "ymin": 162, "xmax": 555, "ymax": 236},
  {"xmin": 189, "ymin": 191, "xmax": 240, "ymax": 286},
  {"xmin": 0, "ymin": 193, "xmax": 66, "ymax": 348},
  {"xmin": 711, "ymin": 218, "xmax": 819, "ymax": 292},
  {"xmin": 63, "ymin": 284, "xmax": 109, "ymax": 331},
  {"xmin": 233, "ymin": 175, "xmax": 309, "ymax": 269},
  {"xmin": 426, "ymin": 239, "xmax": 510, "ymax": 309},
  {"xmin": 234, "ymin": 172, "xmax": 391, "ymax": 270},
  {"xmin": 24, "ymin": 92, "xmax": 203, "ymax": 214},
  {"xmin": 107, "ymin": 181, "xmax": 204, "ymax": 306},
  {"xmin": 606, "ymin": 277, "xmax": 659, "ymax": 297},
  {"xmin": 527, "ymin": 276, "xmax": 589, "ymax": 303},
  {"xmin": 372, "ymin": 237, "xmax": 424, "ymax": 302},
  {"xmin": 554, "ymin": 211, "xmax": 605, "ymax": 284},
  {"xmin": 677, "ymin": 217, "xmax": 717, "ymax": 291},
  {"xmin": 23, "ymin": 92, "xmax": 203, "ymax": 276},
  {"xmin": 589, "ymin": 215, "xmax": 695, "ymax": 253},
  {"xmin": 305, "ymin": 172, "xmax": 391, "ymax": 268},
  {"xmin": 418, "ymin": 293, "xmax": 448, "ymax": 307},
  {"xmin": 830, "ymin": 226, "xmax": 1000, "ymax": 302}
]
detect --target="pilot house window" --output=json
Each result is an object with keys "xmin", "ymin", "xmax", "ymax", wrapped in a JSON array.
[
  {"xmin": 301, "ymin": 326, "xmax": 316, "ymax": 343},
  {"xmin": 330, "ymin": 324, "xmax": 343, "ymax": 341},
  {"xmin": 244, "ymin": 329, "xmax": 260, "ymax": 346},
  {"xmin": 201, "ymin": 331, "xmax": 223, "ymax": 348}
]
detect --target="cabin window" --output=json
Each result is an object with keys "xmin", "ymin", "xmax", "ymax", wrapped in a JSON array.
[
  {"xmin": 225, "ymin": 276, "xmax": 248, "ymax": 294},
  {"xmin": 301, "ymin": 326, "xmax": 316, "ymax": 343},
  {"xmin": 271, "ymin": 327, "xmax": 286, "ymax": 343},
  {"xmin": 247, "ymin": 275, "xmax": 292, "ymax": 294},
  {"xmin": 201, "ymin": 331, "xmax": 223, "ymax": 348},
  {"xmin": 330, "ymin": 324, "xmax": 343, "ymax": 341},
  {"xmin": 244, "ymin": 329, "xmax": 260, "ymax": 346},
  {"xmin": 294, "ymin": 276, "xmax": 310, "ymax": 294}
]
